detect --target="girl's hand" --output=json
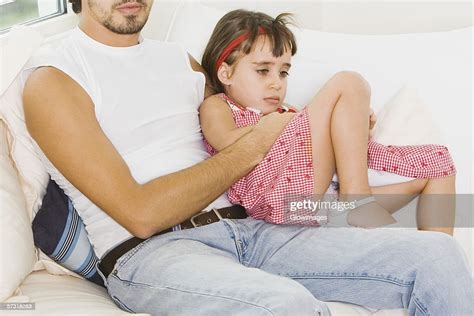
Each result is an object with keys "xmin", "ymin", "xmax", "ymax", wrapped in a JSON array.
[{"xmin": 369, "ymin": 108, "xmax": 376, "ymax": 139}]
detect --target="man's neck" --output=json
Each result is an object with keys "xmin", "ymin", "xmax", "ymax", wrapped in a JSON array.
[{"xmin": 79, "ymin": 16, "xmax": 140, "ymax": 47}]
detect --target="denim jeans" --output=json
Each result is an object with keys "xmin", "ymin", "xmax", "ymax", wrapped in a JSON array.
[{"xmin": 101, "ymin": 218, "xmax": 472, "ymax": 315}]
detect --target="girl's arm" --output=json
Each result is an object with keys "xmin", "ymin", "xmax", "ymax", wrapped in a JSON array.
[{"xmin": 200, "ymin": 95, "xmax": 253, "ymax": 151}]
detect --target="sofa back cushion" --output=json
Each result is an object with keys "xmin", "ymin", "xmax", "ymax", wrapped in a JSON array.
[
  {"xmin": 0, "ymin": 119, "xmax": 37, "ymax": 301},
  {"xmin": 0, "ymin": 26, "xmax": 49, "ymax": 222}
]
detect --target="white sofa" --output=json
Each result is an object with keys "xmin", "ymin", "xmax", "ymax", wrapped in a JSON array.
[{"xmin": 1, "ymin": 1, "xmax": 472, "ymax": 315}]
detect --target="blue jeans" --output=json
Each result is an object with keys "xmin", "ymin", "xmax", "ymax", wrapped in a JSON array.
[{"xmin": 101, "ymin": 218, "xmax": 472, "ymax": 315}]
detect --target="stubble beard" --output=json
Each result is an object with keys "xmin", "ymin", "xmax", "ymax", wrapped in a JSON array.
[
  {"xmin": 89, "ymin": 0, "xmax": 149, "ymax": 35},
  {"xmin": 102, "ymin": 14, "xmax": 148, "ymax": 35}
]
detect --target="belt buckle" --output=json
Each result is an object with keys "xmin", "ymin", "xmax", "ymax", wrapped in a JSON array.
[{"xmin": 190, "ymin": 208, "xmax": 223, "ymax": 228}]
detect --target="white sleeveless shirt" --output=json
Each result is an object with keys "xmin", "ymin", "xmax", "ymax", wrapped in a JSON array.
[{"xmin": 26, "ymin": 27, "xmax": 231, "ymax": 258}]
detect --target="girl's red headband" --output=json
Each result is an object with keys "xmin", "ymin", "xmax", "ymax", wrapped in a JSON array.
[{"xmin": 215, "ymin": 26, "xmax": 266, "ymax": 73}]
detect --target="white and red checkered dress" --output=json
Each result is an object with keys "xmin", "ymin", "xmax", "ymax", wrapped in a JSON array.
[{"xmin": 203, "ymin": 93, "xmax": 456, "ymax": 225}]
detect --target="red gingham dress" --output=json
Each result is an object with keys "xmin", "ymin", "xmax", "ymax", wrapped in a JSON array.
[{"xmin": 204, "ymin": 93, "xmax": 456, "ymax": 225}]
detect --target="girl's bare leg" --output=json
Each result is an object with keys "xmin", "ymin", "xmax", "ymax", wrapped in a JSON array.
[
  {"xmin": 416, "ymin": 176, "xmax": 455, "ymax": 235},
  {"xmin": 370, "ymin": 179, "xmax": 426, "ymax": 214},
  {"xmin": 370, "ymin": 175, "xmax": 456, "ymax": 235},
  {"xmin": 306, "ymin": 71, "xmax": 395, "ymax": 227},
  {"xmin": 306, "ymin": 83, "xmax": 337, "ymax": 200}
]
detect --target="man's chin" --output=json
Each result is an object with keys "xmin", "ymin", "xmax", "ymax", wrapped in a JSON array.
[{"xmin": 104, "ymin": 19, "xmax": 148, "ymax": 35}]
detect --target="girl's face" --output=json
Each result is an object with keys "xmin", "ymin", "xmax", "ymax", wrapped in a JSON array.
[{"xmin": 220, "ymin": 35, "xmax": 292, "ymax": 115}]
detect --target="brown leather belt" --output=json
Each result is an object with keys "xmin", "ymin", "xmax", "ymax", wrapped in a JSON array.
[{"xmin": 98, "ymin": 205, "xmax": 247, "ymax": 280}]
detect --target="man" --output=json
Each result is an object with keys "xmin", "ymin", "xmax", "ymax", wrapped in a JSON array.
[{"xmin": 23, "ymin": 0, "xmax": 472, "ymax": 315}]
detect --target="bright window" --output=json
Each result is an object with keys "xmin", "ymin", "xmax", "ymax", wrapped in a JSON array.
[{"xmin": 0, "ymin": 0, "xmax": 66, "ymax": 32}]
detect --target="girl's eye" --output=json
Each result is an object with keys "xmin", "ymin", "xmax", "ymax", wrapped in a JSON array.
[
  {"xmin": 257, "ymin": 69, "xmax": 269, "ymax": 75},
  {"xmin": 280, "ymin": 71, "xmax": 290, "ymax": 78}
]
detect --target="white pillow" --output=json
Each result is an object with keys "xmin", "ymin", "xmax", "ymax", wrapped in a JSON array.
[
  {"xmin": 287, "ymin": 26, "xmax": 472, "ymax": 113},
  {"xmin": 0, "ymin": 71, "xmax": 49, "ymax": 221},
  {"xmin": 166, "ymin": 3, "xmax": 472, "ymax": 193},
  {"xmin": 0, "ymin": 25, "xmax": 49, "ymax": 221},
  {"xmin": 0, "ymin": 120, "xmax": 37, "ymax": 301},
  {"xmin": 0, "ymin": 26, "xmax": 43, "ymax": 95},
  {"xmin": 164, "ymin": 2, "xmax": 225, "ymax": 61},
  {"xmin": 372, "ymin": 86, "xmax": 444, "ymax": 146}
]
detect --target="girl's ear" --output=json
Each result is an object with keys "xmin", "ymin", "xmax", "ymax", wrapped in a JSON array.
[{"xmin": 217, "ymin": 62, "xmax": 233, "ymax": 86}]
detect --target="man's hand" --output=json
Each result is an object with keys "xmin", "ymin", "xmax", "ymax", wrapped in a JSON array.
[{"xmin": 252, "ymin": 112, "xmax": 296, "ymax": 157}]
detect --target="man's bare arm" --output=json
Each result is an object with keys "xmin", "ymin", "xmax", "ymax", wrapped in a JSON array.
[{"xmin": 23, "ymin": 67, "xmax": 291, "ymax": 239}]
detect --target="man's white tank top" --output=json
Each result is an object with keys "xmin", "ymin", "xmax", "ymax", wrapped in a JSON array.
[{"xmin": 26, "ymin": 27, "xmax": 231, "ymax": 258}]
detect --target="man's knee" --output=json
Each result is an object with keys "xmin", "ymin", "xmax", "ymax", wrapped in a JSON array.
[
  {"xmin": 332, "ymin": 70, "xmax": 371, "ymax": 99},
  {"xmin": 410, "ymin": 231, "xmax": 468, "ymax": 266},
  {"xmin": 409, "ymin": 232, "xmax": 472, "ymax": 302}
]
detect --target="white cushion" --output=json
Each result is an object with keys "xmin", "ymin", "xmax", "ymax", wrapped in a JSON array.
[
  {"xmin": 164, "ymin": 3, "xmax": 226, "ymax": 61},
  {"xmin": 0, "ymin": 72, "xmax": 50, "ymax": 222},
  {"xmin": 0, "ymin": 25, "xmax": 49, "ymax": 221},
  {"xmin": 0, "ymin": 26, "xmax": 43, "ymax": 95},
  {"xmin": 0, "ymin": 27, "xmax": 47, "ymax": 223},
  {"xmin": 372, "ymin": 86, "xmax": 444, "ymax": 146},
  {"xmin": 0, "ymin": 120, "xmax": 36, "ymax": 301},
  {"xmin": 286, "ymin": 26, "xmax": 472, "ymax": 110},
  {"xmin": 2, "ymin": 270, "xmax": 148, "ymax": 315}
]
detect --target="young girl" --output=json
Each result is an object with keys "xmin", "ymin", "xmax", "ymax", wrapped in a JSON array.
[{"xmin": 199, "ymin": 10, "xmax": 456, "ymax": 231}]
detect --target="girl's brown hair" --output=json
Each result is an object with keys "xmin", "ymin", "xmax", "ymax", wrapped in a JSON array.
[{"xmin": 202, "ymin": 9, "xmax": 297, "ymax": 93}]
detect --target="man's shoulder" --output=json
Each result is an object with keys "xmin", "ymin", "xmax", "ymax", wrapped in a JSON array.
[{"xmin": 23, "ymin": 67, "xmax": 79, "ymax": 99}]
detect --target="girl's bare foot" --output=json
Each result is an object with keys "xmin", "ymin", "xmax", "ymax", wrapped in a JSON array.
[
  {"xmin": 346, "ymin": 201, "xmax": 396, "ymax": 228},
  {"xmin": 328, "ymin": 196, "xmax": 396, "ymax": 228}
]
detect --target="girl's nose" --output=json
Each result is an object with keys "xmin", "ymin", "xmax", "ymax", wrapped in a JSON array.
[{"xmin": 269, "ymin": 74, "xmax": 282, "ymax": 90}]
